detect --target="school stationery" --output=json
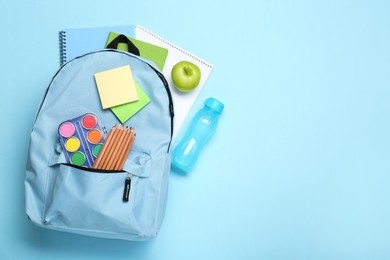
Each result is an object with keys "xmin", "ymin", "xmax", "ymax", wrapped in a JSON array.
[
  {"xmin": 59, "ymin": 25, "xmax": 135, "ymax": 65},
  {"xmin": 25, "ymin": 49, "xmax": 174, "ymax": 241},
  {"xmin": 94, "ymin": 65, "xmax": 139, "ymax": 109},
  {"xmin": 58, "ymin": 113, "xmax": 106, "ymax": 168},
  {"xmin": 106, "ymin": 32, "xmax": 168, "ymax": 71},
  {"xmin": 135, "ymin": 25, "xmax": 214, "ymax": 140},
  {"xmin": 92, "ymin": 125, "xmax": 136, "ymax": 171},
  {"xmin": 111, "ymin": 80, "xmax": 151, "ymax": 123},
  {"xmin": 59, "ymin": 24, "xmax": 212, "ymax": 139}
]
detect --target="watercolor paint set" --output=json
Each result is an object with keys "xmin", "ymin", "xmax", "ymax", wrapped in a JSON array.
[{"xmin": 58, "ymin": 113, "xmax": 107, "ymax": 168}]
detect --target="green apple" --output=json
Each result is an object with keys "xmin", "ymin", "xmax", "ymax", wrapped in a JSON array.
[{"xmin": 171, "ymin": 61, "xmax": 201, "ymax": 92}]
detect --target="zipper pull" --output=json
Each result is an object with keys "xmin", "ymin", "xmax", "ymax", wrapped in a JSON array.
[{"xmin": 123, "ymin": 173, "xmax": 132, "ymax": 202}]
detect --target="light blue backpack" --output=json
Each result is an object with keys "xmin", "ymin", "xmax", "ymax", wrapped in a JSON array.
[{"xmin": 25, "ymin": 49, "xmax": 174, "ymax": 240}]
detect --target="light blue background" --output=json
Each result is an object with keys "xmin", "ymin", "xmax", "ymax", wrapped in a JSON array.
[{"xmin": 1, "ymin": 0, "xmax": 390, "ymax": 259}]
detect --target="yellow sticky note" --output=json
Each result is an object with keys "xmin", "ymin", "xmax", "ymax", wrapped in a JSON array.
[{"xmin": 94, "ymin": 65, "xmax": 139, "ymax": 109}]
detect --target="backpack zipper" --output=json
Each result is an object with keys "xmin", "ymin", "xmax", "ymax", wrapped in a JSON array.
[
  {"xmin": 32, "ymin": 64, "xmax": 67, "ymax": 126},
  {"xmin": 123, "ymin": 173, "xmax": 132, "ymax": 202},
  {"xmin": 64, "ymin": 163, "xmax": 132, "ymax": 202},
  {"xmin": 153, "ymin": 69, "xmax": 174, "ymax": 152}
]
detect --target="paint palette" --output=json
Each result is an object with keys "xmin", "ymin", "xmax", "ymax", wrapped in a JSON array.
[{"xmin": 58, "ymin": 113, "xmax": 106, "ymax": 168}]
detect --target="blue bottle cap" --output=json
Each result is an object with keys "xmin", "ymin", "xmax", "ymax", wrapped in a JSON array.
[{"xmin": 204, "ymin": 98, "xmax": 224, "ymax": 114}]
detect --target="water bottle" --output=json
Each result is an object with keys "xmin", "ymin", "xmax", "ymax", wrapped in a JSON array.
[{"xmin": 171, "ymin": 97, "xmax": 224, "ymax": 173}]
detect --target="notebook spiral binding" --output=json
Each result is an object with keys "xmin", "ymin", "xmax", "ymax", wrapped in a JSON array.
[
  {"xmin": 136, "ymin": 25, "xmax": 213, "ymax": 69},
  {"xmin": 59, "ymin": 31, "xmax": 67, "ymax": 65}
]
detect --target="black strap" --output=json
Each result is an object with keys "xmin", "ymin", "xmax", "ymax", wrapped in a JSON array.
[
  {"xmin": 153, "ymin": 68, "xmax": 174, "ymax": 152},
  {"xmin": 106, "ymin": 34, "xmax": 140, "ymax": 56}
]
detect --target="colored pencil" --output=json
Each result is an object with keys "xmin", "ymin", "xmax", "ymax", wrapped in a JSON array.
[
  {"xmin": 96, "ymin": 125, "xmax": 120, "ymax": 169},
  {"xmin": 126, "ymin": 133, "xmax": 136, "ymax": 163},
  {"xmin": 92, "ymin": 125, "xmax": 117, "ymax": 169},
  {"xmin": 100, "ymin": 125, "xmax": 124, "ymax": 170},
  {"xmin": 114, "ymin": 128, "xmax": 135, "ymax": 170},
  {"xmin": 113, "ymin": 127, "xmax": 133, "ymax": 170},
  {"xmin": 92, "ymin": 125, "xmax": 136, "ymax": 171},
  {"xmin": 115, "ymin": 133, "xmax": 136, "ymax": 170},
  {"xmin": 106, "ymin": 126, "xmax": 130, "ymax": 170}
]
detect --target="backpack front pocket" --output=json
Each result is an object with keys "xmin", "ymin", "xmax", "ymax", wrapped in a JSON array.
[{"xmin": 43, "ymin": 150, "xmax": 151, "ymax": 236}]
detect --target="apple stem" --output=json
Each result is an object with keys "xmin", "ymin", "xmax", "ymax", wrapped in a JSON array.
[{"xmin": 183, "ymin": 66, "xmax": 189, "ymax": 75}]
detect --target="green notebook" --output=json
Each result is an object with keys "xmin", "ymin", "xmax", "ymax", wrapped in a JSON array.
[
  {"xmin": 106, "ymin": 32, "xmax": 168, "ymax": 71},
  {"xmin": 111, "ymin": 80, "xmax": 151, "ymax": 123}
]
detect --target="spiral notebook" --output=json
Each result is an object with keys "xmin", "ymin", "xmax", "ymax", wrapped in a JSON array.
[
  {"xmin": 135, "ymin": 25, "xmax": 214, "ymax": 140},
  {"xmin": 59, "ymin": 25, "xmax": 135, "ymax": 65}
]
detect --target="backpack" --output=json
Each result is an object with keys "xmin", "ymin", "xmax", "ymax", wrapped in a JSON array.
[{"xmin": 25, "ymin": 49, "xmax": 174, "ymax": 240}]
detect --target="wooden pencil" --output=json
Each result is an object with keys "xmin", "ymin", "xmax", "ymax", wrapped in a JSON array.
[
  {"xmin": 106, "ymin": 126, "xmax": 130, "ymax": 170},
  {"xmin": 112, "ymin": 127, "xmax": 133, "ymax": 170},
  {"xmin": 100, "ymin": 125, "xmax": 124, "ymax": 170},
  {"xmin": 115, "ymin": 127, "xmax": 134, "ymax": 170},
  {"xmin": 113, "ymin": 127, "xmax": 134, "ymax": 170},
  {"xmin": 92, "ymin": 125, "xmax": 117, "ymax": 169},
  {"xmin": 97, "ymin": 125, "xmax": 120, "ymax": 169},
  {"xmin": 116, "ymin": 132, "xmax": 136, "ymax": 170}
]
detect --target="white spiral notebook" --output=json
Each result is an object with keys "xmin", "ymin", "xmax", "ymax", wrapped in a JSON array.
[{"xmin": 135, "ymin": 25, "xmax": 214, "ymax": 140}]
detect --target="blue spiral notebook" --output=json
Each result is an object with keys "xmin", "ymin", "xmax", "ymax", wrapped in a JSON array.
[{"xmin": 59, "ymin": 25, "xmax": 135, "ymax": 65}]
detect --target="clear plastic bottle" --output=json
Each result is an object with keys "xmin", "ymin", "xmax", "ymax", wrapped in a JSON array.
[{"xmin": 171, "ymin": 98, "xmax": 224, "ymax": 173}]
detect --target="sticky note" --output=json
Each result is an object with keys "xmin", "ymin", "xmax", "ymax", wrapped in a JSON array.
[
  {"xmin": 111, "ymin": 81, "xmax": 151, "ymax": 123},
  {"xmin": 94, "ymin": 65, "xmax": 139, "ymax": 109}
]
